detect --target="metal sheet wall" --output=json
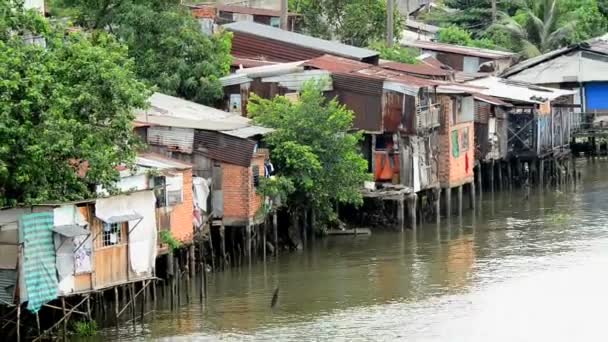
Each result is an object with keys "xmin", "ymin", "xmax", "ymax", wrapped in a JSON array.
[
  {"xmin": 147, "ymin": 126, "xmax": 195, "ymax": 154},
  {"xmin": 194, "ymin": 130, "xmax": 255, "ymax": 167},
  {"xmin": 333, "ymin": 73, "xmax": 384, "ymax": 132},
  {"xmin": 383, "ymin": 91, "xmax": 404, "ymax": 132},
  {"xmin": 231, "ymin": 32, "xmax": 326, "ymax": 62}
]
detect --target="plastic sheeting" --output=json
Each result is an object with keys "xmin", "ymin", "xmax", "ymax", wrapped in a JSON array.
[
  {"xmin": 20, "ymin": 212, "xmax": 57, "ymax": 313},
  {"xmin": 193, "ymin": 177, "xmax": 211, "ymax": 213},
  {"xmin": 95, "ymin": 191, "xmax": 157, "ymax": 275}
]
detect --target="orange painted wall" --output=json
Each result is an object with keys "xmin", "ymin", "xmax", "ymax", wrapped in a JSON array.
[
  {"xmin": 439, "ymin": 95, "xmax": 475, "ymax": 188},
  {"xmin": 170, "ymin": 169, "xmax": 194, "ymax": 243},
  {"xmin": 222, "ymin": 152, "xmax": 266, "ymax": 224}
]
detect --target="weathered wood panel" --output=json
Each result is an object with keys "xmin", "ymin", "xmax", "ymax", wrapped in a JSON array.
[{"xmin": 93, "ymin": 245, "xmax": 128, "ymax": 289}]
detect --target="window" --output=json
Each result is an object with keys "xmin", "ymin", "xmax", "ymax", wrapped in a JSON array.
[
  {"xmin": 153, "ymin": 176, "xmax": 167, "ymax": 208},
  {"xmin": 102, "ymin": 223, "xmax": 122, "ymax": 246},
  {"xmin": 252, "ymin": 165, "xmax": 260, "ymax": 187},
  {"xmin": 451, "ymin": 130, "xmax": 460, "ymax": 158}
]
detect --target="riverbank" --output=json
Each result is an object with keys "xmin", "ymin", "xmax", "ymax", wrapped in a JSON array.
[{"xmin": 89, "ymin": 159, "xmax": 608, "ymax": 341}]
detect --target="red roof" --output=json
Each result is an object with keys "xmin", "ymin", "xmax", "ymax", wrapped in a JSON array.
[
  {"xmin": 380, "ymin": 61, "xmax": 452, "ymax": 77},
  {"xmin": 304, "ymin": 54, "xmax": 372, "ymax": 73}
]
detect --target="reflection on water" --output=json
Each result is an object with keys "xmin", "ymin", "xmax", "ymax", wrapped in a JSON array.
[{"xmin": 99, "ymin": 160, "xmax": 608, "ymax": 341}]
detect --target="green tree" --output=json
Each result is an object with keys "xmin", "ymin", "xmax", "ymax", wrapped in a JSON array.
[
  {"xmin": 368, "ymin": 41, "xmax": 420, "ymax": 64},
  {"xmin": 56, "ymin": 0, "xmax": 232, "ymax": 106},
  {"xmin": 248, "ymin": 81, "xmax": 370, "ymax": 226},
  {"xmin": 437, "ymin": 25, "xmax": 498, "ymax": 49},
  {"xmin": 491, "ymin": 0, "xmax": 581, "ymax": 57},
  {"xmin": 0, "ymin": 2, "xmax": 150, "ymax": 206},
  {"xmin": 291, "ymin": 0, "xmax": 403, "ymax": 47}
]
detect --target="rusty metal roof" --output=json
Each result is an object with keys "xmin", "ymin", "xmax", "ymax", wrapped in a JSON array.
[
  {"xmin": 305, "ymin": 55, "xmax": 372, "ymax": 73},
  {"xmin": 224, "ymin": 21, "xmax": 379, "ymax": 62},
  {"xmin": 194, "ymin": 130, "xmax": 256, "ymax": 167},
  {"xmin": 402, "ymin": 40, "xmax": 516, "ymax": 59},
  {"xmin": 136, "ymin": 153, "xmax": 193, "ymax": 170},
  {"xmin": 380, "ymin": 61, "xmax": 452, "ymax": 77},
  {"xmin": 231, "ymin": 57, "xmax": 278, "ymax": 68}
]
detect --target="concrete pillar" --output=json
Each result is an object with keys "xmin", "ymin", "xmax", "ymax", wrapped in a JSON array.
[
  {"xmin": 458, "ymin": 185, "xmax": 463, "ymax": 218},
  {"xmin": 445, "ymin": 187, "xmax": 452, "ymax": 217},
  {"xmin": 434, "ymin": 188, "xmax": 441, "ymax": 224},
  {"xmin": 409, "ymin": 195, "xmax": 417, "ymax": 231},
  {"xmin": 469, "ymin": 181, "xmax": 476, "ymax": 211},
  {"xmin": 398, "ymin": 197, "xmax": 405, "ymax": 231}
]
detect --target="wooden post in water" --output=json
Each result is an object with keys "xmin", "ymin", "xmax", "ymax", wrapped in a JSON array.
[
  {"xmin": 189, "ymin": 244, "xmax": 195, "ymax": 278},
  {"xmin": 245, "ymin": 223, "xmax": 252, "ymax": 265},
  {"xmin": 469, "ymin": 181, "xmax": 476, "ymax": 211},
  {"xmin": 490, "ymin": 160, "xmax": 495, "ymax": 194},
  {"xmin": 398, "ymin": 197, "xmax": 405, "ymax": 231},
  {"xmin": 539, "ymin": 159, "xmax": 545, "ymax": 188},
  {"xmin": 507, "ymin": 160, "xmax": 513, "ymax": 189},
  {"xmin": 62, "ymin": 297, "xmax": 68, "ymax": 340},
  {"xmin": 434, "ymin": 188, "xmax": 441, "ymax": 224},
  {"xmin": 302, "ymin": 209, "xmax": 308, "ymax": 247},
  {"xmin": 114, "ymin": 287, "xmax": 120, "ymax": 327},
  {"xmin": 130, "ymin": 283, "xmax": 136, "ymax": 327},
  {"xmin": 477, "ymin": 163, "xmax": 483, "ymax": 198},
  {"xmin": 220, "ymin": 223, "xmax": 226, "ymax": 269},
  {"xmin": 445, "ymin": 187, "xmax": 452, "ymax": 217},
  {"xmin": 16, "ymin": 304, "xmax": 20, "ymax": 342},
  {"xmin": 141, "ymin": 281, "xmax": 146, "ymax": 322},
  {"xmin": 497, "ymin": 161, "xmax": 503, "ymax": 190},
  {"xmin": 263, "ymin": 219, "xmax": 267, "ymax": 264},
  {"xmin": 273, "ymin": 212, "xmax": 279, "ymax": 257},
  {"xmin": 408, "ymin": 195, "xmax": 417, "ymax": 231},
  {"xmin": 457, "ymin": 185, "xmax": 463, "ymax": 218}
]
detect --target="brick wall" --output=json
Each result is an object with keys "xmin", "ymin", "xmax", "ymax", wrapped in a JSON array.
[
  {"xmin": 170, "ymin": 169, "xmax": 194, "ymax": 243},
  {"xmin": 438, "ymin": 95, "xmax": 475, "ymax": 187},
  {"xmin": 222, "ymin": 162, "xmax": 250, "ymax": 222},
  {"xmin": 249, "ymin": 153, "xmax": 266, "ymax": 219}
]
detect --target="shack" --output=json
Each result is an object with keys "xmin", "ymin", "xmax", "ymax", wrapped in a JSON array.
[
  {"xmin": 222, "ymin": 21, "xmax": 380, "ymax": 64},
  {"xmin": 188, "ymin": 3, "xmax": 300, "ymax": 32},
  {"xmin": 100, "ymin": 153, "xmax": 195, "ymax": 250},
  {"xmin": 465, "ymin": 77, "xmax": 576, "ymax": 186},
  {"xmin": 135, "ymin": 93, "xmax": 273, "ymax": 265},
  {"xmin": 401, "ymin": 40, "xmax": 517, "ymax": 73},
  {"xmin": 0, "ymin": 191, "xmax": 157, "ymax": 338}
]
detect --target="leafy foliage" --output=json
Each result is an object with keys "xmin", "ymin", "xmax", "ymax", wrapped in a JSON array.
[
  {"xmin": 290, "ymin": 0, "xmax": 403, "ymax": 47},
  {"xmin": 437, "ymin": 25, "xmax": 498, "ymax": 49},
  {"xmin": 249, "ymin": 81, "xmax": 371, "ymax": 222},
  {"xmin": 160, "ymin": 230, "xmax": 181, "ymax": 250},
  {"xmin": 72, "ymin": 320, "xmax": 98, "ymax": 337},
  {"xmin": 56, "ymin": 0, "xmax": 232, "ymax": 106},
  {"xmin": 0, "ymin": 2, "xmax": 150, "ymax": 206},
  {"xmin": 368, "ymin": 41, "xmax": 420, "ymax": 64}
]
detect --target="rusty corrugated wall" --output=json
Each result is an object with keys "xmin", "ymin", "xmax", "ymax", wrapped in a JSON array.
[
  {"xmin": 333, "ymin": 73, "xmax": 384, "ymax": 132},
  {"xmin": 401, "ymin": 94, "xmax": 417, "ymax": 135},
  {"xmin": 475, "ymin": 101, "xmax": 491, "ymax": 124},
  {"xmin": 383, "ymin": 91, "xmax": 404, "ymax": 133},
  {"xmin": 194, "ymin": 130, "xmax": 255, "ymax": 167}
]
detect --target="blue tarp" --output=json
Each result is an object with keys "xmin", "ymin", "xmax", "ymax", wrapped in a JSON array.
[
  {"xmin": 20, "ymin": 212, "xmax": 57, "ymax": 313},
  {"xmin": 585, "ymin": 82, "xmax": 608, "ymax": 111}
]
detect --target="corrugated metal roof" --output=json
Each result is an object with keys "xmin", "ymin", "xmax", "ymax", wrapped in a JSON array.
[
  {"xmin": 261, "ymin": 70, "xmax": 333, "ymax": 91},
  {"xmin": 53, "ymin": 225, "xmax": 89, "ymax": 237},
  {"xmin": 402, "ymin": 40, "xmax": 516, "ymax": 59},
  {"xmin": 380, "ymin": 61, "xmax": 452, "ymax": 77},
  {"xmin": 223, "ymin": 126, "xmax": 275, "ymax": 139},
  {"xmin": 505, "ymin": 50, "xmax": 608, "ymax": 84},
  {"xmin": 234, "ymin": 61, "xmax": 304, "ymax": 78},
  {"xmin": 473, "ymin": 94, "xmax": 513, "ymax": 107},
  {"xmin": 305, "ymin": 55, "xmax": 373, "ymax": 73},
  {"xmin": 224, "ymin": 21, "xmax": 379, "ymax": 61},
  {"xmin": 404, "ymin": 19, "xmax": 440, "ymax": 33},
  {"xmin": 138, "ymin": 93, "xmax": 250, "ymax": 131},
  {"xmin": 502, "ymin": 34, "xmax": 608, "ymax": 78},
  {"xmin": 465, "ymin": 77, "xmax": 575, "ymax": 104},
  {"xmin": 220, "ymin": 73, "xmax": 253, "ymax": 87},
  {"xmin": 136, "ymin": 153, "xmax": 192, "ymax": 170}
]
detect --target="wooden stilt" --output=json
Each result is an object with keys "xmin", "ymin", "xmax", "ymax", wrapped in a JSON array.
[
  {"xmin": 245, "ymin": 223, "xmax": 252, "ymax": 264},
  {"xmin": 16, "ymin": 304, "xmax": 20, "ymax": 342},
  {"xmin": 398, "ymin": 197, "xmax": 405, "ymax": 231},
  {"xmin": 152, "ymin": 280, "xmax": 157, "ymax": 311},
  {"xmin": 36, "ymin": 311, "xmax": 41, "ymax": 337},
  {"xmin": 458, "ymin": 185, "xmax": 463, "ymax": 218},
  {"xmin": 490, "ymin": 160, "xmax": 495, "ymax": 193},
  {"xmin": 409, "ymin": 195, "xmax": 417, "ymax": 231},
  {"xmin": 141, "ymin": 281, "xmax": 146, "ymax": 322},
  {"xmin": 220, "ymin": 223, "xmax": 226, "ymax": 268},
  {"xmin": 273, "ymin": 212, "xmax": 279, "ymax": 257},
  {"xmin": 199, "ymin": 238, "xmax": 205, "ymax": 303},
  {"xmin": 86, "ymin": 294, "xmax": 92, "ymax": 321},
  {"xmin": 130, "ymin": 283, "xmax": 136, "ymax": 328},
  {"xmin": 477, "ymin": 163, "xmax": 483, "ymax": 198},
  {"xmin": 62, "ymin": 297, "xmax": 67, "ymax": 340},
  {"xmin": 114, "ymin": 287, "xmax": 120, "ymax": 327},
  {"xmin": 445, "ymin": 187, "xmax": 452, "ymax": 217},
  {"xmin": 302, "ymin": 209, "xmax": 308, "ymax": 247},
  {"xmin": 189, "ymin": 244, "xmax": 196, "ymax": 278},
  {"xmin": 540, "ymin": 159, "xmax": 545, "ymax": 188},
  {"xmin": 497, "ymin": 161, "xmax": 503, "ymax": 190},
  {"xmin": 507, "ymin": 160, "xmax": 513, "ymax": 189},
  {"xmin": 208, "ymin": 225, "xmax": 216, "ymax": 271},
  {"xmin": 469, "ymin": 181, "xmax": 476, "ymax": 211},
  {"xmin": 435, "ymin": 188, "xmax": 441, "ymax": 224},
  {"xmin": 263, "ymin": 219, "xmax": 267, "ymax": 263}
]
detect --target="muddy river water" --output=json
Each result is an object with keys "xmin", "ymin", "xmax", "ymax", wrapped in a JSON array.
[{"xmin": 98, "ymin": 160, "xmax": 608, "ymax": 341}]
